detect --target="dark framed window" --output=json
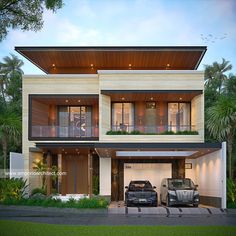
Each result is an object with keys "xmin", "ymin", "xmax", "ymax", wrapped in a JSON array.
[
  {"xmin": 58, "ymin": 106, "xmax": 92, "ymax": 137},
  {"xmin": 111, "ymin": 103, "xmax": 134, "ymax": 132},
  {"xmin": 168, "ymin": 102, "xmax": 191, "ymax": 132}
]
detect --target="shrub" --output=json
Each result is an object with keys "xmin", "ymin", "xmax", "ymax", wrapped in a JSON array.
[
  {"xmin": 176, "ymin": 130, "xmax": 199, "ymax": 135},
  {"xmin": 227, "ymin": 178, "xmax": 236, "ymax": 208},
  {"xmin": 160, "ymin": 130, "xmax": 175, "ymax": 135},
  {"xmin": 30, "ymin": 193, "xmax": 47, "ymax": 200},
  {"xmin": 31, "ymin": 188, "xmax": 46, "ymax": 196},
  {"xmin": 0, "ymin": 178, "xmax": 27, "ymax": 201},
  {"xmin": 129, "ymin": 130, "xmax": 142, "ymax": 135},
  {"xmin": 0, "ymin": 196, "xmax": 108, "ymax": 208}
]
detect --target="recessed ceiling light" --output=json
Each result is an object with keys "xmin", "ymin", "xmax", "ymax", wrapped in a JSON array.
[
  {"xmin": 90, "ymin": 64, "xmax": 94, "ymax": 67},
  {"xmin": 65, "ymin": 100, "xmax": 68, "ymax": 103},
  {"xmin": 121, "ymin": 97, "xmax": 125, "ymax": 101},
  {"xmin": 150, "ymin": 97, "xmax": 153, "ymax": 100},
  {"xmin": 179, "ymin": 97, "xmax": 182, "ymax": 100},
  {"xmin": 129, "ymin": 63, "xmax": 132, "ymax": 67},
  {"xmin": 167, "ymin": 63, "xmax": 170, "ymax": 67},
  {"xmin": 78, "ymin": 100, "xmax": 81, "ymax": 103},
  {"xmin": 52, "ymin": 63, "xmax": 55, "ymax": 67}
]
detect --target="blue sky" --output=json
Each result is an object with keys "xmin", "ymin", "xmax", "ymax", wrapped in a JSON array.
[{"xmin": 0, "ymin": 0, "xmax": 235, "ymax": 74}]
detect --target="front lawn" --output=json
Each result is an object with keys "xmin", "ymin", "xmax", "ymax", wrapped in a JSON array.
[{"xmin": 0, "ymin": 220, "xmax": 236, "ymax": 236}]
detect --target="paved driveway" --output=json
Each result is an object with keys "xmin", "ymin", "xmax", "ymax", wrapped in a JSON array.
[{"xmin": 0, "ymin": 205, "xmax": 236, "ymax": 226}]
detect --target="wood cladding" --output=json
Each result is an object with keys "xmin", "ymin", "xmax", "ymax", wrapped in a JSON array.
[
  {"xmin": 32, "ymin": 100, "xmax": 49, "ymax": 125},
  {"xmin": 61, "ymin": 154, "xmax": 88, "ymax": 194},
  {"xmin": 16, "ymin": 47, "xmax": 206, "ymax": 74}
]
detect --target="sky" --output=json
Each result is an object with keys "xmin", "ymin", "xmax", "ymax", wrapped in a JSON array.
[{"xmin": 0, "ymin": 0, "xmax": 236, "ymax": 74}]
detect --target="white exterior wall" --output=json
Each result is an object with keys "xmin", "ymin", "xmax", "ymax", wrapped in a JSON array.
[
  {"xmin": 185, "ymin": 142, "xmax": 227, "ymax": 208},
  {"xmin": 99, "ymin": 157, "xmax": 111, "ymax": 196}
]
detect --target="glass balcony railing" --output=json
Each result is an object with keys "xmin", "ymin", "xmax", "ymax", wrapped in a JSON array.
[
  {"xmin": 31, "ymin": 125, "xmax": 99, "ymax": 138},
  {"xmin": 110, "ymin": 125, "xmax": 197, "ymax": 134}
]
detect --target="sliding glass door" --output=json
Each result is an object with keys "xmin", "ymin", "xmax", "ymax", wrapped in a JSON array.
[
  {"xmin": 58, "ymin": 106, "xmax": 92, "ymax": 137},
  {"xmin": 168, "ymin": 103, "xmax": 190, "ymax": 132},
  {"xmin": 112, "ymin": 103, "xmax": 134, "ymax": 132}
]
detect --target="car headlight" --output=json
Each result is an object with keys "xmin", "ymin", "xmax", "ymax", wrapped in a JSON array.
[{"xmin": 168, "ymin": 190, "xmax": 177, "ymax": 198}]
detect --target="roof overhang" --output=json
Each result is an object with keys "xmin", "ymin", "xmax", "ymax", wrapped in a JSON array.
[{"xmin": 15, "ymin": 46, "xmax": 207, "ymax": 74}]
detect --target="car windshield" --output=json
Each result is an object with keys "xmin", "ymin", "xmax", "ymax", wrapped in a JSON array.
[
  {"xmin": 168, "ymin": 179, "xmax": 194, "ymax": 190},
  {"xmin": 129, "ymin": 181, "xmax": 153, "ymax": 191}
]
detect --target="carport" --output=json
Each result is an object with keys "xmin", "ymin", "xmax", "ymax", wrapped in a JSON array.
[{"xmin": 96, "ymin": 142, "xmax": 226, "ymax": 208}]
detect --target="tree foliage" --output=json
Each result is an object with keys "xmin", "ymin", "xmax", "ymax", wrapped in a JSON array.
[
  {"xmin": 0, "ymin": 54, "xmax": 23, "ymax": 172},
  {"xmin": 205, "ymin": 58, "xmax": 236, "ymax": 178},
  {"xmin": 0, "ymin": 0, "xmax": 63, "ymax": 41}
]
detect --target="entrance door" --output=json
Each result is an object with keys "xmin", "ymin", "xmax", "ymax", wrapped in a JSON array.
[
  {"xmin": 63, "ymin": 155, "xmax": 88, "ymax": 194},
  {"xmin": 124, "ymin": 163, "xmax": 172, "ymax": 200}
]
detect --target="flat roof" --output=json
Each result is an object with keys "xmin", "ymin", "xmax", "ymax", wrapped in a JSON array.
[{"xmin": 15, "ymin": 46, "xmax": 207, "ymax": 74}]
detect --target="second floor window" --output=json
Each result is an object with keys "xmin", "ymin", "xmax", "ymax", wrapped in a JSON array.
[
  {"xmin": 168, "ymin": 102, "xmax": 191, "ymax": 132},
  {"xmin": 112, "ymin": 103, "xmax": 134, "ymax": 132},
  {"xmin": 59, "ymin": 106, "xmax": 92, "ymax": 137}
]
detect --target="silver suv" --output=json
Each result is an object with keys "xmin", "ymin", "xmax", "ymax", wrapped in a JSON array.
[{"xmin": 160, "ymin": 178, "xmax": 199, "ymax": 207}]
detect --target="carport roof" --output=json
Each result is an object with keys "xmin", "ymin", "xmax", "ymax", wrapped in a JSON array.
[{"xmin": 35, "ymin": 142, "xmax": 221, "ymax": 159}]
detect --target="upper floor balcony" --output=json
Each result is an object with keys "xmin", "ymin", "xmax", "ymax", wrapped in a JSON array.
[
  {"xmin": 99, "ymin": 90, "xmax": 204, "ymax": 143},
  {"xmin": 29, "ymin": 95, "xmax": 99, "ymax": 140}
]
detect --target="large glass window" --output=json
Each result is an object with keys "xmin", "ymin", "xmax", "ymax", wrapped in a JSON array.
[
  {"xmin": 58, "ymin": 106, "xmax": 92, "ymax": 137},
  {"xmin": 112, "ymin": 103, "xmax": 134, "ymax": 132},
  {"xmin": 168, "ymin": 103, "xmax": 190, "ymax": 132}
]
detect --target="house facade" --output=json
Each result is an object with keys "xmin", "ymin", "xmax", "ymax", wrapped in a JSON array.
[{"xmin": 16, "ymin": 46, "xmax": 226, "ymax": 207}]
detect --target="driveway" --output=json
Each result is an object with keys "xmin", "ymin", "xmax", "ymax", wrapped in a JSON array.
[{"xmin": 0, "ymin": 205, "xmax": 236, "ymax": 226}]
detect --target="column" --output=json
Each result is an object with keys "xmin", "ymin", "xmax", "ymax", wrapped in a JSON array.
[{"xmin": 99, "ymin": 157, "xmax": 111, "ymax": 197}]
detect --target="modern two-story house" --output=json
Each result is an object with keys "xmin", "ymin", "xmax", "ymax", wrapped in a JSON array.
[{"xmin": 15, "ymin": 46, "xmax": 226, "ymax": 208}]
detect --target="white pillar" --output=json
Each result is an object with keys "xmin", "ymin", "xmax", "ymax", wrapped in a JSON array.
[
  {"xmin": 99, "ymin": 157, "xmax": 111, "ymax": 196},
  {"xmin": 221, "ymin": 141, "xmax": 227, "ymax": 208}
]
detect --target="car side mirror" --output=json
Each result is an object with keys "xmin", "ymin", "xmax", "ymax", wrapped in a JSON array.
[
  {"xmin": 125, "ymin": 186, "xmax": 128, "ymax": 189},
  {"xmin": 162, "ymin": 184, "xmax": 166, "ymax": 187},
  {"xmin": 153, "ymin": 186, "xmax": 156, "ymax": 189}
]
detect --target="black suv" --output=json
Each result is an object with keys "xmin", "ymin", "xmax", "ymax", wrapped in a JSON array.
[{"xmin": 125, "ymin": 180, "xmax": 158, "ymax": 207}]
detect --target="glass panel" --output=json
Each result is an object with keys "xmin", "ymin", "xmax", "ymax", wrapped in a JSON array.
[
  {"xmin": 59, "ymin": 106, "xmax": 92, "ymax": 137},
  {"xmin": 70, "ymin": 107, "xmax": 81, "ymax": 137},
  {"xmin": 58, "ymin": 106, "xmax": 69, "ymax": 137},
  {"xmin": 168, "ymin": 103, "xmax": 190, "ymax": 132},
  {"xmin": 179, "ymin": 103, "xmax": 190, "ymax": 131},
  {"xmin": 112, "ymin": 103, "xmax": 123, "ymax": 130},
  {"xmin": 112, "ymin": 103, "xmax": 134, "ymax": 131},
  {"xmin": 168, "ymin": 103, "xmax": 178, "ymax": 132},
  {"xmin": 123, "ymin": 103, "xmax": 134, "ymax": 132}
]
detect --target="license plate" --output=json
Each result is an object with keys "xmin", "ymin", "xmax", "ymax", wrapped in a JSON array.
[{"xmin": 139, "ymin": 199, "xmax": 147, "ymax": 203}]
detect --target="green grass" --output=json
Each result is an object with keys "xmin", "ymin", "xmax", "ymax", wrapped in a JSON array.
[{"xmin": 0, "ymin": 220, "xmax": 236, "ymax": 236}]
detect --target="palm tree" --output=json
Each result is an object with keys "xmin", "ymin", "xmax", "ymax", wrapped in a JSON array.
[
  {"xmin": 224, "ymin": 73, "xmax": 236, "ymax": 98},
  {"xmin": 206, "ymin": 96, "xmax": 236, "ymax": 178},
  {"xmin": 0, "ymin": 54, "xmax": 24, "ymax": 104},
  {"xmin": 204, "ymin": 58, "xmax": 232, "ymax": 94},
  {"xmin": 0, "ymin": 108, "xmax": 21, "ymax": 176}
]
